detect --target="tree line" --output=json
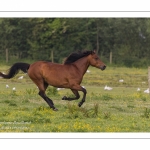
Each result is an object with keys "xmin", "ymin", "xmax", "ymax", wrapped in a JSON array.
[{"xmin": 0, "ymin": 18, "xmax": 150, "ymax": 67}]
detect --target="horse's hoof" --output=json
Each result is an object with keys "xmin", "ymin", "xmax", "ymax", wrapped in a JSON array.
[
  {"xmin": 62, "ymin": 96, "xmax": 67, "ymax": 100},
  {"xmin": 53, "ymin": 108, "xmax": 58, "ymax": 111},
  {"xmin": 78, "ymin": 102, "xmax": 82, "ymax": 107}
]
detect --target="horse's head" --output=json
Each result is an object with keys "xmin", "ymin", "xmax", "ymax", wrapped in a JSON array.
[{"xmin": 88, "ymin": 51, "xmax": 106, "ymax": 71}]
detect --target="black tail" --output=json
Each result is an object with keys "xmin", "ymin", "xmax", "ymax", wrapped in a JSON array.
[{"xmin": 0, "ymin": 62, "xmax": 30, "ymax": 79}]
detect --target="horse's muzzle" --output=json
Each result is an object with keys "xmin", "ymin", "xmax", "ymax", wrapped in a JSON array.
[{"xmin": 100, "ymin": 65, "xmax": 106, "ymax": 71}]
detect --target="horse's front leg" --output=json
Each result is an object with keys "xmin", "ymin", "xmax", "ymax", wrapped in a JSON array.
[
  {"xmin": 78, "ymin": 87, "xmax": 87, "ymax": 107},
  {"xmin": 62, "ymin": 89, "xmax": 80, "ymax": 100},
  {"xmin": 62, "ymin": 85, "xmax": 87, "ymax": 107}
]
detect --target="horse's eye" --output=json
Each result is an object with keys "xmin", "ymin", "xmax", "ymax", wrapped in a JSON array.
[{"xmin": 95, "ymin": 57, "xmax": 99, "ymax": 60}]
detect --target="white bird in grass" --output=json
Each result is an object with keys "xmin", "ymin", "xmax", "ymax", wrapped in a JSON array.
[
  {"xmin": 104, "ymin": 85, "xmax": 113, "ymax": 91},
  {"xmin": 119, "ymin": 79, "xmax": 124, "ymax": 82},
  {"xmin": 12, "ymin": 87, "xmax": 16, "ymax": 91},
  {"xmin": 144, "ymin": 88, "xmax": 149, "ymax": 94},
  {"xmin": 137, "ymin": 88, "xmax": 140, "ymax": 91},
  {"xmin": 86, "ymin": 70, "xmax": 90, "ymax": 73},
  {"xmin": 6, "ymin": 84, "xmax": 9, "ymax": 88},
  {"xmin": 57, "ymin": 88, "xmax": 64, "ymax": 91},
  {"xmin": 18, "ymin": 76, "xmax": 24, "ymax": 79}
]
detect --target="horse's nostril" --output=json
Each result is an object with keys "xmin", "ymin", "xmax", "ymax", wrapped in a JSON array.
[{"xmin": 102, "ymin": 65, "xmax": 106, "ymax": 70}]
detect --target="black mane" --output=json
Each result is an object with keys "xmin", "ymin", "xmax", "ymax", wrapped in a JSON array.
[{"xmin": 64, "ymin": 51, "xmax": 94, "ymax": 64}]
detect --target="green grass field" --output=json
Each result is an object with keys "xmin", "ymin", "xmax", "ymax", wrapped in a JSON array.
[{"xmin": 0, "ymin": 65, "xmax": 150, "ymax": 132}]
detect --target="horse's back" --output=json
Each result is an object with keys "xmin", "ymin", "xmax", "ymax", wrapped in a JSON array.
[{"xmin": 28, "ymin": 61, "xmax": 50, "ymax": 78}]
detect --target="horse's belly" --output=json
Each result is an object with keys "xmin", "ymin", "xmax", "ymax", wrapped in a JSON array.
[{"xmin": 45, "ymin": 74, "xmax": 70, "ymax": 88}]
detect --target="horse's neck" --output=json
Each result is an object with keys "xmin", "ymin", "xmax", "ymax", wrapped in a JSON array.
[{"xmin": 73, "ymin": 57, "xmax": 89, "ymax": 75}]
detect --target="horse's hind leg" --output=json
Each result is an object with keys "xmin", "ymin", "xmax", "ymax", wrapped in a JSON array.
[
  {"xmin": 39, "ymin": 90, "xmax": 58, "ymax": 111},
  {"xmin": 62, "ymin": 89, "xmax": 80, "ymax": 101},
  {"xmin": 34, "ymin": 80, "xmax": 57, "ymax": 111},
  {"xmin": 38, "ymin": 82, "xmax": 58, "ymax": 111}
]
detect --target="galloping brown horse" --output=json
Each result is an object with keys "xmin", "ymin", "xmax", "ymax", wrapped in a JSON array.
[{"xmin": 0, "ymin": 51, "xmax": 106, "ymax": 111}]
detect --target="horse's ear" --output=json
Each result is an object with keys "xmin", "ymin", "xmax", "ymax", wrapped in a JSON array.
[{"xmin": 93, "ymin": 50, "xmax": 96, "ymax": 54}]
